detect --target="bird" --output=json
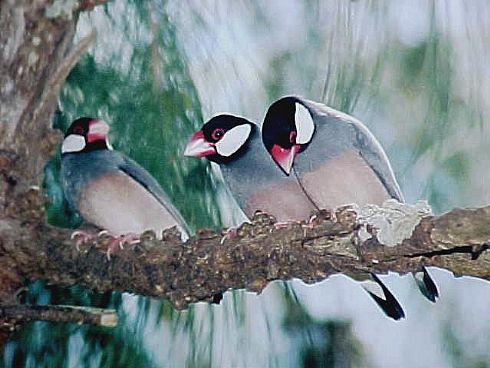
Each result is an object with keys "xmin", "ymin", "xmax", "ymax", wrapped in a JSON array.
[
  {"xmin": 184, "ymin": 114, "xmax": 316, "ymax": 221},
  {"xmin": 60, "ymin": 117, "xmax": 190, "ymax": 255},
  {"xmin": 184, "ymin": 114, "xmax": 408, "ymax": 320},
  {"xmin": 261, "ymin": 95, "xmax": 439, "ymax": 306}
]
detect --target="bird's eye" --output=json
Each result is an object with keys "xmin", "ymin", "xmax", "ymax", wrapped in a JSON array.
[
  {"xmin": 73, "ymin": 126, "xmax": 84, "ymax": 135},
  {"xmin": 289, "ymin": 131, "xmax": 297, "ymax": 144},
  {"xmin": 211, "ymin": 128, "xmax": 225, "ymax": 141}
]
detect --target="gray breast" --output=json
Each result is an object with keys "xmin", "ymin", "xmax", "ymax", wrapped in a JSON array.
[
  {"xmin": 61, "ymin": 150, "xmax": 120, "ymax": 212},
  {"xmin": 294, "ymin": 149, "xmax": 391, "ymax": 208},
  {"xmin": 60, "ymin": 150, "xmax": 186, "ymax": 237},
  {"xmin": 78, "ymin": 170, "xmax": 183, "ymax": 236},
  {"xmin": 293, "ymin": 99, "xmax": 403, "ymax": 208},
  {"xmin": 220, "ymin": 131, "xmax": 315, "ymax": 222}
]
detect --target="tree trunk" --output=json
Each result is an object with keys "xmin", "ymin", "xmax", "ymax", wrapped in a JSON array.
[{"xmin": 0, "ymin": 0, "xmax": 97, "ymax": 343}]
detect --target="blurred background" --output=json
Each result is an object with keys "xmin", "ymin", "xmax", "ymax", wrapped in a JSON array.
[{"xmin": 3, "ymin": 0, "xmax": 490, "ymax": 367}]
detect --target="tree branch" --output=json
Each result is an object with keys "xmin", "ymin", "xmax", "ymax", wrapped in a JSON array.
[
  {"xmin": 0, "ymin": 304, "xmax": 117, "ymax": 327},
  {"xmin": 2, "ymin": 191, "xmax": 489, "ymax": 311},
  {"xmin": 0, "ymin": 0, "xmax": 103, "ymax": 338}
]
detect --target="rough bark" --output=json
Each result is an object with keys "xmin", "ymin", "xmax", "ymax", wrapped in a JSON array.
[
  {"xmin": 1, "ymin": 0, "xmax": 79, "ymax": 194},
  {"xmin": 0, "ymin": 0, "xmax": 102, "ymax": 343},
  {"xmin": 0, "ymin": 0, "xmax": 97, "ymax": 281},
  {"xmin": 1, "ymin": 197, "xmax": 490, "ymax": 311}
]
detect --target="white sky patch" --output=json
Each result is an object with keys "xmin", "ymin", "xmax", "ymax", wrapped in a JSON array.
[
  {"xmin": 61, "ymin": 134, "xmax": 86, "ymax": 153},
  {"xmin": 215, "ymin": 124, "xmax": 252, "ymax": 157},
  {"xmin": 294, "ymin": 103, "xmax": 315, "ymax": 144}
]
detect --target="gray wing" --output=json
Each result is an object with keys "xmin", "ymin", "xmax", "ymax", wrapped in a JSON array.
[
  {"xmin": 303, "ymin": 98, "xmax": 404, "ymax": 202},
  {"xmin": 118, "ymin": 153, "xmax": 192, "ymax": 237},
  {"xmin": 349, "ymin": 119, "xmax": 404, "ymax": 202}
]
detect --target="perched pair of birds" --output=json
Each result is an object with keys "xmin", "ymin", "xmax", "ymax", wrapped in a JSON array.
[{"xmin": 60, "ymin": 96, "xmax": 438, "ymax": 320}]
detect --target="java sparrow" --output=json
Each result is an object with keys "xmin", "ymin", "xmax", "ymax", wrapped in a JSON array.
[
  {"xmin": 183, "ymin": 115, "xmax": 317, "ymax": 222},
  {"xmin": 60, "ymin": 117, "xmax": 190, "ymax": 247},
  {"xmin": 261, "ymin": 95, "xmax": 439, "ymax": 304},
  {"xmin": 184, "ymin": 114, "xmax": 406, "ymax": 320}
]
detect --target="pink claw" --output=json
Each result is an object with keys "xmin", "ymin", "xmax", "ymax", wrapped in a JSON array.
[
  {"xmin": 273, "ymin": 219, "xmax": 315, "ymax": 237},
  {"xmin": 220, "ymin": 227, "xmax": 238, "ymax": 244},
  {"xmin": 272, "ymin": 220, "xmax": 302, "ymax": 230},
  {"xmin": 105, "ymin": 233, "xmax": 141, "ymax": 260},
  {"xmin": 70, "ymin": 230, "xmax": 141, "ymax": 260},
  {"xmin": 71, "ymin": 230, "xmax": 99, "ymax": 250}
]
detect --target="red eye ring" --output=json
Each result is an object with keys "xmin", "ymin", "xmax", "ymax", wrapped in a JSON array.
[
  {"xmin": 289, "ymin": 131, "xmax": 297, "ymax": 144},
  {"xmin": 73, "ymin": 126, "xmax": 84, "ymax": 135},
  {"xmin": 211, "ymin": 128, "xmax": 225, "ymax": 141}
]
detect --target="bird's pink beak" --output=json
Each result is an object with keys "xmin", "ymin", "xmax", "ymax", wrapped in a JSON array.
[
  {"xmin": 184, "ymin": 130, "xmax": 216, "ymax": 157},
  {"xmin": 270, "ymin": 144, "xmax": 300, "ymax": 175},
  {"xmin": 87, "ymin": 119, "xmax": 110, "ymax": 143}
]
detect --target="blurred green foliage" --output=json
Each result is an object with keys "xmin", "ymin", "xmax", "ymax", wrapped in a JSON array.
[
  {"xmin": 44, "ymin": 2, "xmax": 221, "ymax": 231},
  {"xmin": 281, "ymin": 285, "xmax": 366, "ymax": 368},
  {"xmin": 7, "ymin": 282, "xmax": 155, "ymax": 368},
  {"xmin": 442, "ymin": 317, "xmax": 490, "ymax": 368}
]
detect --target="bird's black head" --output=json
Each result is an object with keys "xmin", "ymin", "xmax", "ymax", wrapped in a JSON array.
[
  {"xmin": 61, "ymin": 117, "xmax": 111, "ymax": 155},
  {"xmin": 184, "ymin": 115, "xmax": 256, "ymax": 164},
  {"xmin": 262, "ymin": 96, "xmax": 315, "ymax": 175}
]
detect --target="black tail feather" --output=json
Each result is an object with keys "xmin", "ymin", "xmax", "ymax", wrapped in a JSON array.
[
  {"xmin": 213, "ymin": 293, "xmax": 223, "ymax": 304},
  {"xmin": 362, "ymin": 273, "xmax": 405, "ymax": 321},
  {"xmin": 413, "ymin": 266, "xmax": 439, "ymax": 302}
]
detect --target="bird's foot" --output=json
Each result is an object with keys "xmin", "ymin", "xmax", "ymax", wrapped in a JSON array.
[
  {"xmin": 103, "ymin": 232, "xmax": 141, "ymax": 261},
  {"xmin": 308, "ymin": 214, "xmax": 318, "ymax": 224},
  {"xmin": 300, "ymin": 217, "xmax": 319, "ymax": 236},
  {"xmin": 71, "ymin": 230, "xmax": 141, "ymax": 259},
  {"xmin": 71, "ymin": 230, "xmax": 100, "ymax": 250},
  {"xmin": 301, "ymin": 214, "xmax": 320, "ymax": 229},
  {"xmin": 273, "ymin": 220, "xmax": 302, "ymax": 230},
  {"xmin": 220, "ymin": 227, "xmax": 238, "ymax": 244},
  {"xmin": 274, "ymin": 219, "xmax": 317, "ymax": 237}
]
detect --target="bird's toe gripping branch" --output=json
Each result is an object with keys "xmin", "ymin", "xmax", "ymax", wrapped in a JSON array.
[
  {"xmin": 71, "ymin": 230, "xmax": 141, "ymax": 260},
  {"xmin": 71, "ymin": 230, "xmax": 99, "ymax": 250}
]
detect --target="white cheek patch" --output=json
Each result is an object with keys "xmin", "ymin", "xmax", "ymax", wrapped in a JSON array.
[
  {"xmin": 295, "ymin": 103, "xmax": 315, "ymax": 144},
  {"xmin": 215, "ymin": 124, "xmax": 252, "ymax": 157},
  {"xmin": 61, "ymin": 134, "xmax": 86, "ymax": 153}
]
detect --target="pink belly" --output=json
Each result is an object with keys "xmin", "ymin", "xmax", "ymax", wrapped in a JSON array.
[{"xmin": 299, "ymin": 150, "xmax": 390, "ymax": 209}]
